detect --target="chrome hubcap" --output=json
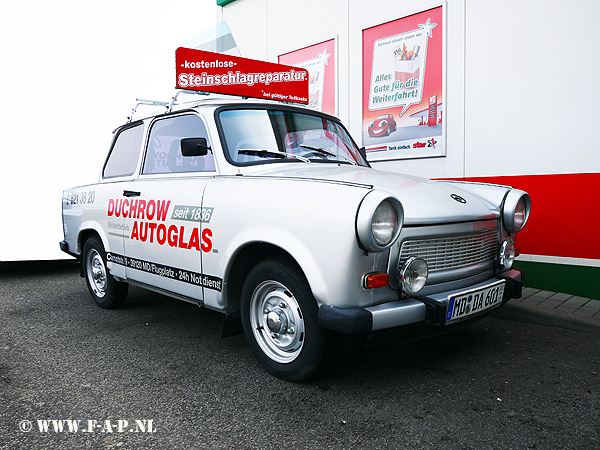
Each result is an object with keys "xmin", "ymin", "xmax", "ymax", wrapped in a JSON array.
[
  {"xmin": 250, "ymin": 281, "xmax": 305, "ymax": 363},
  {"xmin": 87, "ymin": 249, "xmax": 107, "ymax": 298},
  {"xmin": 266, "ymin": 309, "xmax": 288, "ymax": 334}
]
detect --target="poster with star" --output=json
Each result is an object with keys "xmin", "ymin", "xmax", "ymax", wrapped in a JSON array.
[
  {"xmin": 362, "ymin": 5, "xmax": 445, "ymax": 161},
  {"xmin": 279, "ymin": 38, "xmax": 337, "ymax": 116}
]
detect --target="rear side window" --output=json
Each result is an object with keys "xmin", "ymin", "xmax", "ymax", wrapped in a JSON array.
[
  {"xmin": 103, "ymin": 124, "xmax": 144, "ymax": 178},
  {"xmin": 142, "ymin": 114, "xmax": 215, "ymax": 175}
]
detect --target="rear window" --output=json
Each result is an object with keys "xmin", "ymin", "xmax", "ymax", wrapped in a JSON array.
[{"xmin": 103, "ymin": 124, "xmax": 144, "ymax": 178}]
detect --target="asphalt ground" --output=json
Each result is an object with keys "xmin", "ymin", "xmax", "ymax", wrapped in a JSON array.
[
  {"xmin": 1, "ymin": 261, "xmax": 599, "ymax": 450},
  {"xmin": 494, "ymin": 287, "xmax": 600, "ymax": 336}
]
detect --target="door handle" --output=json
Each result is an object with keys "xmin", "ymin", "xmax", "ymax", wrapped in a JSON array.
[{"xmin": 123, "ymin": 190, "xmax": 141, "ymax": 197}]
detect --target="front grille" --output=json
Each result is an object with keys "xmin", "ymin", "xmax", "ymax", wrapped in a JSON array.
[{"xmin": 398, "ymin": 229, "xmax": 499, "ymax": 272}]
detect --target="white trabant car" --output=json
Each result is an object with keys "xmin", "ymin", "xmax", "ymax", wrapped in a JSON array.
[{"xmin": 61, "ymin": 97, "xmax": 530, "ymax": 380}]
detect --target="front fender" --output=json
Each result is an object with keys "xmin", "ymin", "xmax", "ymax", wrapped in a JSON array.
[{"xmin": 201, "ymin": 177, "xmax": 385, "ymax": 309}]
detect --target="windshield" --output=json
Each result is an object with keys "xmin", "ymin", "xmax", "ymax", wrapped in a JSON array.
[{"xmin": 218, "ymin": 108, "xmax": 367, "ymax": 166}]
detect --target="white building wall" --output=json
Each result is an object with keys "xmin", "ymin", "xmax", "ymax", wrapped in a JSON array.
[
  {"xmin": 222, "ymin": 0, "xmax": 600, "ymax": 179},
  {"xmin": 464, "ymin": 0, "xmax": 600, "ymax": 177}
]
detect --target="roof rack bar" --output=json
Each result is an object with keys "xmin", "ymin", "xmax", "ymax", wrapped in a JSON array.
[
  {"xmin": 127, "ymin": 99, "xmax": 169, "ymax": 123},
  {"xmin": 167, "ymin": 90, "xmax": 210, "ymax": 113}
]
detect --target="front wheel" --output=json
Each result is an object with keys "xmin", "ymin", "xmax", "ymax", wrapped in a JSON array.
[
  {"xmin": 82, "ymin": 236, "xmax": 128, "ymax": 309},
  {"xmin": 240, "ymin": 257, "xmax": 334, "ymax": 381}
]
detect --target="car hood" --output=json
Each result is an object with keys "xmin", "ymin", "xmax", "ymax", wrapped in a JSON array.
[{"xmin": 244, "ymin": 164, "xmax": 501, "ymax": 225}]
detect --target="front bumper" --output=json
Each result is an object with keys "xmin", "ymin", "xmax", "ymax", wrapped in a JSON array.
[{"xmin": 318, "ymin": 269, "xmax": 523, "ymax": 338}]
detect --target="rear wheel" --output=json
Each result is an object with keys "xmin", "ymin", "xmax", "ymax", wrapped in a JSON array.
[
  {"xmin": 82, "ymin": 236, "xmax": 128, "ymax": 309},
  {"xmin": 241, "ymin": 257, "xmax": 333, "ymax": 381}
]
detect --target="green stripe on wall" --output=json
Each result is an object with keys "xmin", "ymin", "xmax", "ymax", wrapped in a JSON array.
[
  {"xmin": 217, "ymin": 0, "xmax": 237, "ymax": 6},
  {"xmin": 515, "ymin": 260, "xmax": 600, "ymax": 300}
]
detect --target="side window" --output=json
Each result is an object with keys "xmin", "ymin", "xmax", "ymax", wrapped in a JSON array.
[
  {"xmin": 103, "ymin": 123, "xmax": 144, "ymax": 178},
  {"xmin": 142, "ymin": 114, "xmax": 215, "ymax": 175}
]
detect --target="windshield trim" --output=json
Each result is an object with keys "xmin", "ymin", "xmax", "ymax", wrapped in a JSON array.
[{"xmin": 214, "ymin": 104, "xmax": 369, "ymax": 168}]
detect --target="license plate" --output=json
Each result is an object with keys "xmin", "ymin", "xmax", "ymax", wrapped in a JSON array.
[{"xmin": 445, "ymin": 280, "xmax": 505, "ymax": 325}]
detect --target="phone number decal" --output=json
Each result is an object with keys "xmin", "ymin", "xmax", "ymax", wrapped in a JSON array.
[{"xmin": 66, "ymin": 190, "xmax": 96, "ymax": 206}]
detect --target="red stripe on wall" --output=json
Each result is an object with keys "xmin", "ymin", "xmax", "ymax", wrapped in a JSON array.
[{"xmin": 454, "ymin": 173, "xmax": 600, "ymax": 261}]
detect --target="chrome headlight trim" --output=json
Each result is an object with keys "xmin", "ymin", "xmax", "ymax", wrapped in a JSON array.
[
  {"xmin": 398, "ymin": 257, "xmax": 429, "ymax": 295},
  {"xmin": 503, "ymin": 190, "xmax": 531, "ymax": 233},
  {"xmin": 499, "ymin": 239, "xmax": 516, "ymax": 269},
  {"xmin": 356, "ymin": 191, "xmax": 404, "ymax": 252}
]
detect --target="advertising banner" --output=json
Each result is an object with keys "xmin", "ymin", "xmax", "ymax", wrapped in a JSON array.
[
  {"xmin": 278, "ymin": 39, "xmax": 337, "ymax": 115},
  {"xmin": 362, "ymin": 5, "xmax": 445, "ymax": 160},
  {"xmin": 176, "ymin": 47, "xmax": 309, "ymax": 104}
]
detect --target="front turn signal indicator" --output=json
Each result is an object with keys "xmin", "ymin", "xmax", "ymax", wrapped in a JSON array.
[{"xmin": 363, "ymin": 272, "xmax": 390, "ymax": 289}]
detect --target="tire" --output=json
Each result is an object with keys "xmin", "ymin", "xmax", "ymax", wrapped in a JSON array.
[
  {"xmin": 82, "ymin": 236, "xmax": 128, "ymax": 309},
  {"xmin": 240, "ymin": 257, "xmax": 334, "ymax": 381}
]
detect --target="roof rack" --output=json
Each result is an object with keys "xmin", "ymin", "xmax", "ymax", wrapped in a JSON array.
[
  {"xmin": 127, "ymin": 99, "xmax": 169, "ymax": 123},
  {"xmin": 127, "ymin": 91, "xmax": 212, "ymax": 123},
  {"xmin": 167, "ymin": 90, "xmax": 210, "ymax": 113}
]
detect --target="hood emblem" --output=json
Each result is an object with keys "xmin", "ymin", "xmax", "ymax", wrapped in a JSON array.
[{"xmin": 451, "ymin": 194, "xmax": 467, "ymax": 204}]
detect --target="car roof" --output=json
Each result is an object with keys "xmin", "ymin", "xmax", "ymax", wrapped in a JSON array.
[{"xmin": 116, "ymin": 94, "xmax": 339, "ymax": 133}]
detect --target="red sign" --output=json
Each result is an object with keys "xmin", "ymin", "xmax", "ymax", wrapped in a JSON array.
[{"xmin": 176, "ymin": 48, "xmax": 309, "ymax": 104}]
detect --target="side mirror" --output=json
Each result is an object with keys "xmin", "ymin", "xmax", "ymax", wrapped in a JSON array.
[{"xmin": 181, "ymin": 138, "xmax": 210, "ymax": 157}]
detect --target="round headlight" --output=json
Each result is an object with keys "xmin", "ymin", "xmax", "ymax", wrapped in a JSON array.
[
  {"xmin": 499, "ymin": 239, "xmax": 516, "ymax": 269},
  {"xmin": 514, "ymin": 198, "xmax": 526, "ymax": 230},
  {"xmin": 372, "ymin": 201, "xmax": 398, "ymax": 246},
  {"xmin": 503, "ymin": 190, "xmax": 531, "ymax": 233},
  {"xmin": 356, "ymin": 191, "xmax": 404, "ymax": 252},
  {"xmin": 399, "ymin": 257, "xmax": 428, "ymax": 295}
]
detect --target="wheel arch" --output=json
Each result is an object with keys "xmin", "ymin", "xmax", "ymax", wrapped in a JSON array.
[
  {"xmin": 77, "ymin": 228, "xmax": 104, "ymax": 277},
  {"xmin": 224, "ymin": 242, "xmax": 305, "ymax": 316},
  {"xmin": 77, "ymin": 222, "xmax": 110, "ymax": 254}
]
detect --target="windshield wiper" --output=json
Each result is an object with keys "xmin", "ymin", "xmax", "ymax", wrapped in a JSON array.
[
  {"xmin": 299, "ymin": 144, "xmax": 357, "ymax": 165},
  {"xmin": 238, "ymin": 148, "xmax": 310, "ymax": 163}
]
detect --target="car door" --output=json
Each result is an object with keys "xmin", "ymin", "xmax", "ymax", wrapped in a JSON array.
[
  {"xmin": 100, "ymin": 121, "xmax": 146, "ymax": 280},
  {"xmin": 121, "ymin": 112, "xmax": 217, "ymax": 303}
]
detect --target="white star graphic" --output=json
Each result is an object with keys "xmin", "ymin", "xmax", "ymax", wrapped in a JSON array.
[
  {"xmin": 318, "ymin": 49, "xmax": 331, "ymax": 65},
  {"xmin": 418, "ymin": 18, "xmax": 437, "ymax": 38}
]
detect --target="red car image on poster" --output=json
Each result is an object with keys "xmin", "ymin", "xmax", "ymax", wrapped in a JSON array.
[
  {"xmin": 362, "ymin": 5, "xmax": 445, "ymax": 160},
  {"xmin": 368, "ymin": 114, "xmax": 397, "ymax": 137}
]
